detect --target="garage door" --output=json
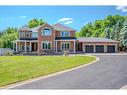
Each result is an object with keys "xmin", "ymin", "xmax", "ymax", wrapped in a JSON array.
[
  {"xmin": 107, "ymin": 45, "xmax": 115, "ymax": 53},
  {"xmin": 85, "ymin": 45, "xmax": 94, "ymax": 53},
  {"xmin": 96, "ymin": 45, "xmax": 104, "ymax": 53}
]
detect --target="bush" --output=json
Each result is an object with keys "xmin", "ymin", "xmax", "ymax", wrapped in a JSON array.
[
  {"xmin": 4, "ymin": 51, "xmax": 13, "ymax": 56},
  {"xmin": 63, "ymin": 50, "xmax": 69, "ymax": 56}
]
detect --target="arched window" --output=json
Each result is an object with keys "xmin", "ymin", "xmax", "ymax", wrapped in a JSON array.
[{"xmin": 42, "ymin": 29, "xmax": 51, "ymax": 36}]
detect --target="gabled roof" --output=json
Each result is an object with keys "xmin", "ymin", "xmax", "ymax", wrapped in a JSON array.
[
  {"xmin": 19, "ymin": 23, "xmax": 76, "ymax": 32},
  {"xmin": 52, "ymin": 23, "xmax": 76, "ymax": 31},
  {"xmin": 31, "ymin": 23, "xmax": 53, "ymax": 32},
  {"xmin": 19, "ymin": 25, "xmax": 31, "ymax": 31},
  {"xmin": 78, "ymin": 37, "xmax": 119, "ymax": 43}
]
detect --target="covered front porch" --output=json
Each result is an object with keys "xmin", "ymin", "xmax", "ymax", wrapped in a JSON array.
[
  {"xmin": 12, "ymin": 40, "xmax": 38, "ymax": 54},
  {"xmin": 55, "ymin": 39, "xmax": 76, "ymax": 53}
]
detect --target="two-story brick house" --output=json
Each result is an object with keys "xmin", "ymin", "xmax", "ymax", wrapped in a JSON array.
[
  {"xmin": 13, "ymin": 23, "xmax": 119, "ymax": 54},
  {"xmin": 13, "ymin": 23, "xmax": 77, "ymax": 54}
]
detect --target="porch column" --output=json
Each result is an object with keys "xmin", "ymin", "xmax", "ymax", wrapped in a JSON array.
[
  {"xmin": 19, "ymin": 43, "xmax": 20, "ymax": 52},
  {"xmin": 82, "ymin": 43, "xmax": 85, "ymax": 52},
  {"xmin": 30, "ymin": 42, "xmax": 32, "ymax": 52},
  {"xmin": 16, "ymin": 42, "xmax": 17, "ymax": 52},
  {"xmin": 93, "ymin": 45, "xmax": 96, "ymax": 53},
  {"xmin": 56, "ymin": 41, "xmax": 57, "ymax": 52},
  {"xmin": 115, "ymin": 44, "xmax": 118, "ymax": 53},
  {"xmin": 25, "ymin": 41, "xmax": 26, "ymax": 52},
  {"xmin": 74, "ymin": 40, "xmax": 76, "ymax": 53},
  {"xmin": 104, "ymin": 44, "xmax": 107, "ymax": 53}
]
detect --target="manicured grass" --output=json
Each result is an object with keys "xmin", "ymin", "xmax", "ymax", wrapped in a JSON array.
[{"xmin": 0, "ymin": 55, "xmax": 96, "ymax": 87}]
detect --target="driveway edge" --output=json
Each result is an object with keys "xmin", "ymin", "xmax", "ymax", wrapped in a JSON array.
[{"xmin": 1, "ymin": 56, "xmax": 99, "ymax": 89}]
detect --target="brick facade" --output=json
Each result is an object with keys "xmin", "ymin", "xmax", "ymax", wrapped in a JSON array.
[{"xmin": 14, "ymin": 23, "xmax": 118, "ymax": 54}]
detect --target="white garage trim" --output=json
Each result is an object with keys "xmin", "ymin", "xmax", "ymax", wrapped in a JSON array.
[{"xmin": 83, "ymin": 42, "xmax": 117, "ymax": 53}]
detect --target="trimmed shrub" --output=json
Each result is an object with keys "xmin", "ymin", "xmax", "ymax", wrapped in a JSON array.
[{"xmin": 4, "ymin": 51, "xmax": 13, "ymax": 56}]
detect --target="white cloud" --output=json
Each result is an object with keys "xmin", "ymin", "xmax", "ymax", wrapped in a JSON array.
[
  {"xmin": 19, "ymin": 16, "xmax": 27, "ymax": 18},
  {"xmin": 64, "ymin": 20, "xmax": 73, "ymax": 24},
  {"xmin": 116, "ymin": 6, "xmax": 127, "ymax": 12},
  {"xmin": 57, "ymin": 17, "xmax": 73, "ymax": 24}
]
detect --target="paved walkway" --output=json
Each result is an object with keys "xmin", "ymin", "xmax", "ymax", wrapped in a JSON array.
[{"xmin": 11, "ymin": 54, "xmax": 127, "ymax": 89}]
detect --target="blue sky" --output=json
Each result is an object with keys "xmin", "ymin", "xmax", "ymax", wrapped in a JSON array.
[{"xmin": 0, "ymin": 6, "xmax": 127, "ymax": 31}]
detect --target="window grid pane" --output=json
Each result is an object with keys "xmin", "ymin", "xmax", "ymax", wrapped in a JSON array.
[
  {"xmin": 42, "ymin": 29, "xmax": 51, "ymax": 36},
  {"xmin": 42, "ymin": 42, "xmax": 51, "ymax": 50},
  {"xmin": 61, "ymin": 32, "xmax": 70, "ymax": 37}
]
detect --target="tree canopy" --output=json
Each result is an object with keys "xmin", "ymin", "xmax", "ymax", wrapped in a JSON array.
[
  {"xmin": 28, "ymin": 18, "xmax": 45, "ymax": 28},
  {"xmin": 76, "ymin": 15, "xmax": 127, "ymax": 51},
  {"xmin": 0, "ymin": 18, "xmax": 45, "ymax": 49}
]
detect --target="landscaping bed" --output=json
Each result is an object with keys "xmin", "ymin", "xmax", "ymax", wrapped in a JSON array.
[{"xmin": 0, "ymin": 55, "xmax": 96, "ymax": 87}]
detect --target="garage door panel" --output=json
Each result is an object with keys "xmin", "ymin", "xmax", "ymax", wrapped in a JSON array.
[
  {"xmin": 96, "ymin": 45, "xmax": 104, "ymax": 53},
  {"xmin": 85, "ymin": 45, "xmax": 94, "ymax": 53},
  {"xmin": 107, "ymin": 45, "xmax": 115, "ymax": 53}
]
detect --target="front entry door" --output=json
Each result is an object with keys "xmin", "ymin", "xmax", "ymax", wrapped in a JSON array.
[{"xmin": 32, "ymin": 43, "xmax": 38, "ymax": 52}]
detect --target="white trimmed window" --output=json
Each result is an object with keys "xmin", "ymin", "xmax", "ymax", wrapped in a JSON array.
[
  {"xmin": 42, "ymin": 41, "xmax": 51, "ymax": 50},
  {"xmin": 42, "ymin": 29, "xmax": 51, "ymax": 36},
  {"xmin": 61, "ymin": 31, "xmax": 70, "ymax": 37},
  {"xmin": 26, "ymin": 31, "xmax": 30, "ymax": 37},
  {"xmin": 61, "ymin": 42, "xmax": 70, "ymax": 50},
  {"xmin": 32, "ymin": 32, "xmax": 38, "ymax": 37},
  {"xmin": 20, "ymin": 31, "xmax": 25, "ymax": 37}
]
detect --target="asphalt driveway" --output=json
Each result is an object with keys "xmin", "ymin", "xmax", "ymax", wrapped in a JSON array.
[{"xmin": 11, "ymin": 54, "xmax": 127, "ymax": 89}]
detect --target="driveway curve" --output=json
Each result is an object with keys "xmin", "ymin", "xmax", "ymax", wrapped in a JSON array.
[{"xmin": 11, "ymin": 54, "xmax": 127, "ymax": 89}]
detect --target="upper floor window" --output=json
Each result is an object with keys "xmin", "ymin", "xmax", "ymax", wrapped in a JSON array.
[
  {"xmin": 32, "ymin": 32, "xmax": 38, "ymax": 37},
  {"xmin": 42, "ymin": 29, "xmax": 51, "ymax": 36},
  {"xmin": 61, "ymin": 31, "xmax": 70, "ymax": 37},
  {"xmin": 26, "ymin": 31, "xmax": 30, "ymax": 37},
  {"xmin": 20, "ymin": 31, "xmax": 25, "ymax": 38}
]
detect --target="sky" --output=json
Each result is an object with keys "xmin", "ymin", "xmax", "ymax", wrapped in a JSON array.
[{"xmin": 0, "ymin": 6, "xmax": 127, "ymax": 31}]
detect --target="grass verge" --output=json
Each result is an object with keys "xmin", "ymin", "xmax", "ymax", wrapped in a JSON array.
[{"xmin": 0, "ymin": 55, "xmax": 96, "ymax": 87}]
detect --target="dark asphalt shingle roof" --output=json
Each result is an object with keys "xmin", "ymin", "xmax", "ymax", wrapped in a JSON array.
[
  {"xmin": 19, "ymin": 23, "xmax": 76, "ymax": 32},
  {"xmin": 78, "ymin": 37, "xmax": 119, "ymax": 43},
  {"xmin": 52, "ymin": 23, "xmax": 76, "ymax": 31},
  {"xmin": 19, "ymin": 37, "xmax": 38, "ymax": 40},
  {"xmin": 55, "ymin": 37, "xmax": 77, "ymax": 40},
  {"xmin": 19, "ymin": 25, "xmax": 31, "ymax": 31}
]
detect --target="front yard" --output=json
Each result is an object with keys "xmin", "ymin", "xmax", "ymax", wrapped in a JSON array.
[{"xmin": 0, "ymin": 55, "xmax": 96, "ymax": 87}]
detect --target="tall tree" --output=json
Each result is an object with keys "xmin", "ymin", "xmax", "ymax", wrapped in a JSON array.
[
  {"xmin": 111, "ymin": 20, "xmax": 121, "ymax": 41},
  {"xmin": 120, "ymin": 18, "xmax": 127, "ymax": 51},
  {"xmin": 105, "ymin": 27, "xmax": 110, "ymax": 39}
]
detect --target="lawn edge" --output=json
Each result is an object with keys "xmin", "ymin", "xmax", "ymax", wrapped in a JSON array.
[{"xmin": 1, "ymin": 55, "xmax": 99, "ymax": 89}]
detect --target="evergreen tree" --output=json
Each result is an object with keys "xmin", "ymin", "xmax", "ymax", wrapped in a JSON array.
[
  {"xmin": 105, "ymin": 27, "xmax": 110, "ymax": 39},
  {"xmin": 120, "ymin": 18, "xmax": 127, "ymax": 51},
  {"xmin": 110, "ymin": 26, "xmax": 116, "ymax": 39},
  {"xmin": 113, "ymin": 20, "xmax": 121, "ymax": 41}
]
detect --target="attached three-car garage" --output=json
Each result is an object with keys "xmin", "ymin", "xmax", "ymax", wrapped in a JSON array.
[
  {"xmin": 78, "ymin": 38, "xmax": 119, "ymax": 53},
  {"xmin": 85, "ymin": 45, "xmax": 94, "ymax": 53},
  {"xmin": 107, "ymin": 45, "xmax": 115, "ymax": 53}
]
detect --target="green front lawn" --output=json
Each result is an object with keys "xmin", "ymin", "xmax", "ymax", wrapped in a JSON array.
[{"xmin": 0, "ymin": 55, "xmax": 96, "ymax": 87}]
